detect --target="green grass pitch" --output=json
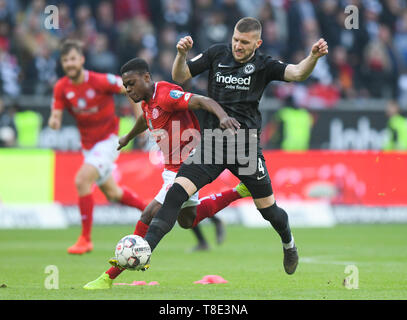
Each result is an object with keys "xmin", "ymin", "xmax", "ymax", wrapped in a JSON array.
[{"xmin": 1, "ymin": 224, "xmax": 406, "ymax": 300}]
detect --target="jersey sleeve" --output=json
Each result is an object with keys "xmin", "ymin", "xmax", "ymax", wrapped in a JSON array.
[
  {"xmin": 96, "ymin": 73, "xmax": 123, "ymax": 94},
  {"xmin": 187, "ymin": 44, "xmax": 223, "ymax": 77},
  {"xmin": 265, "ymin": 58, "xmax": 288, "ymax": 83},
  {"xmin": 160, "ymin": 85, "xmax": 194, "ymax": 112},
  {"xmin": 51, "ymin": 80, "xmax": 67, "ymax": 111}
]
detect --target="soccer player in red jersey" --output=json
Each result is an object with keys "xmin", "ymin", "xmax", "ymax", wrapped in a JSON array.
[
  {"xmin": 48, "ymin": 40, "xmax": 147, "ymax": 254},
  {"xmin": 83, "ymin": 58, "xmax": 251, "ymax": 289}
]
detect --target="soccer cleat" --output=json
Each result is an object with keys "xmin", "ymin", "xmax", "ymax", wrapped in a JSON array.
[
  {"xmin": 108, "ymin": 257, "xmax": 150, "ymax": 272},
  {"xmin": 67, "ymin": 235, "xmax": 93, "ymax": 254},
  {"xmin": 108, "ymin": 257, "xmax": 125, "ymax": 270},
  {"xmin": 83, "ymin": 273, "xmax": 113, "ymax": 290},
  {"xmin": 235, "ymin": 182, "xmax": 251, "ymax": 198},
  {"xmin": 283, "ymin": 245, "xmax": 299, "ymax": 275},
  {"xmin": 189, "ymin": 242, "xmax": 209, "ymax": 252}
]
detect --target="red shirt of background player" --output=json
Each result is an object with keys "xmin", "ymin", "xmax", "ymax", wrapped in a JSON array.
[
  {"xmin": 141, "ymin": 81, "xmax": 201, "ymax": 172},
  {"xmin": 51, "ymin": 70, "xmax": 122, "ymax": 150}
]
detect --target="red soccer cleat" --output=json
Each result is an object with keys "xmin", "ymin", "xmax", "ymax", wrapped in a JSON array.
[{"xmin": 67, "ymin": 235, "xmax": 93, "ymax": 254}]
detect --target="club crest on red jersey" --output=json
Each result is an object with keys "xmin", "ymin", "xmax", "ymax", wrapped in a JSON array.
[
  {"xmin": 152, "ymin": 108, "xmax": 159, "ymax": 119},
  {"xmin": 169, "ymin": 90, "xmax": 184, "ymax": 99}
]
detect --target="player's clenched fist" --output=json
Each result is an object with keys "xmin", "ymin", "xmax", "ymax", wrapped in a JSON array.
[
  {"xmin": 176, "ymin": 36, "xmax": 193, "ymax": 55},
  {"xmin": 311, "ymin": 38, "xmax": 328, "ymax": 58}
]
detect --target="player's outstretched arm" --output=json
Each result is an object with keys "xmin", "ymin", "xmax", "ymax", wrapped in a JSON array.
[
  {"xmin": 172, "ymin": 36, "xmax": 193, "ymax": 84},
  {"xmin": 188, "ymin": 95, "xmax": 240, "ymax": 132},
  {"xmin": 118, "ymin": 115, "xmax": 148, "ymax": 150},
  {"xmin": 48, "ymin": 109, "xmax": 63, "ymax": 130},
  {"xmin": 284, "ymin": 38, "xmax": 328, "ymax": 82}
]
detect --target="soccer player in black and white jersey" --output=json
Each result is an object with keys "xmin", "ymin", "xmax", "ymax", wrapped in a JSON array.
[{"xmin": 143, "ymin": 17, "xmax": 328, "ymax": 275}]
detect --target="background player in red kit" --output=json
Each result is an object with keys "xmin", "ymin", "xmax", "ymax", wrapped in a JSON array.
[
  {"xmin": 48, "ymin": 40, "xmax": 147, "ymax": 254},
  {"xmin": 83, "ymin": 58, "xmax": 251, "ymax": 289}
]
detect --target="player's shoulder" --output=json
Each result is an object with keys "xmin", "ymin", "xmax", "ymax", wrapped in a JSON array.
[
  {"xmin": 157, "ymin": 81, "xmax": 184, "ymax": 95},
  {"xmin": 54, "ymin": 76, "xmax": 70, "ymax": 93},
  {"xmin": 54, "ymin": 76, "xmax": 69, "ymax": 87},
  {"xmin": 207, "ymin": 43, "xmax": 229, "ymax": 57},
  {"xmin": 257, "ymin": 50, "xmax": 285, "ymax": 65}
]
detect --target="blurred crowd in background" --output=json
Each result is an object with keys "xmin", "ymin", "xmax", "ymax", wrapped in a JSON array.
[{"xmin": 1, "ymin": 0, "xmax": 407, "ymax": 150}]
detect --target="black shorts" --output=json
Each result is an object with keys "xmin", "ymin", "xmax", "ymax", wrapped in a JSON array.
[{"xmin": 176, "ymin": 137, "xmax": 273, "ymax": 199}]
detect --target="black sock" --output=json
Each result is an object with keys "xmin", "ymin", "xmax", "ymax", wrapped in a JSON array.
[
  {"xmin": 144, "ymin": 183, "xmax": 190, "ymax": 251},
  {"xmin": 258, "ymin": 203, "xmax": 292, "ymax": 244}
]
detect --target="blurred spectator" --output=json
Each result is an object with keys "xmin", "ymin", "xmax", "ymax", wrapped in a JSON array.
[
  {"xmin": 50, "ymin": 3, "xmax": 75, "ymax": 39},
  {"xmin": 114, "ymin": 0, "xmax": 150, "ymax": 23},
  {"xmin": 71, "ymin": 3, "xmax": 98, "ymax": 51},
  {"xmin": 95, "ymin": 1, "xmax": 119, "ymax": 53},
  {"xmin": 219, "ymin": 0, "xmax": 243, "ymax": 28},
  {"xmin": 157, "ymin": 23, "xmax": 178, "ymax": 51},
  {"xmin": 362, "ymin": 24, "xmax": 399, "ymax": 98},
  {"xmin": 87, "ymin": 33, "xmax": 118, "ymax": 74},
  {"xmin": 0, "ymin": 0, "xmax": 19, "ymax": 25},
  {"xmin": 0, "ymin": 40, "xmax": 20, "ymax": 97},
  {"xmin": 161, "ymin": 0, "xmax": 192, "ymax": 33},
  {"xmin": 0, "ymin": 98, "xmax": 17, "ymax": 147},
  {"xmin": 24, "ymin": 43, "xmax": 57, "ymax": 95},
  {"xmin": 195, "ymin": 11, "xmax": 229, "ymax": 51},
  {"xmin": 259, "ymin": 19, "xmax": 286, "ymax": 59},
  {"xmin": 151, "ymin": 49, "xmax": 175, "ymax": 81},
  {"xmin": 315, "ymin": 0, "xmax": 341, "ymax": 48},
  {"xmin": 379, "ymin": 0, "xmax": 402, "ymax": 33},
  {"xmin": 14, "ymin": 0, "xmax": 59, "ymax": 59},
  {"xmin": 262, "ymin": 96, "xmax": 314, "ymax": 150},
  {"xmin": 329, "ymin": 46, "xmax": 355, "ymax": 98},
  {"xmin": 383, "ymin": 100, "xmax": 407, "ymax": 150},
  {"xmin": 118, "ymin": 17, "xmax": 157, "ymax": 68}
]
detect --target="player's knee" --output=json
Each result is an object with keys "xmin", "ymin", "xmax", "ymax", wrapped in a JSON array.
[
  {"xmin": 177, "ymin": 215, "xmax": 194, "ymax": 229},
  {"xmin": 75, "ymin": 174, "xmax": 92, "ymax": 194},
  {"xmin": 140, "ymin": 208, "xmax": 155, "ymax": 225},
  {"xmin": 163, "ymin": 183, "xmax": 190, "ymax": 209},
  {"xmin": 177, "ymin": 207, "xmax": 196, "ymax": 229},
  {"xmin": 103, "ymin": 187, "xmax": 121, "ymax": 202},
  {"xmin": 259, "ymin": 203, "xmax": 288, "ymax": 230}
]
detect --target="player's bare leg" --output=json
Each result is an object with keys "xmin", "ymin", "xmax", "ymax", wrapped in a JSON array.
[
  {"xmin": 99, "ymin": 176, "xmax": 147, "ymax": 211},
  {"xmin": 253, "ymin": 194, "xmax": 298, "ymax": 275},
  {"xmin": 68, "ymin": 163, "xmax": 99, "ymax": 254}
]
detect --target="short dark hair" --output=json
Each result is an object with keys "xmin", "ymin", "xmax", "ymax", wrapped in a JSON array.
[
  {"xmin": 60, "ymin": 39, "xmax": 84, "ymax": 56},
  {"xmin": 120, "ymin": 58, "xmax": 150, "ymax": 75},
  {"xmin": 235, "ymin": 17, "xmax": 262, "ymax": 34}
]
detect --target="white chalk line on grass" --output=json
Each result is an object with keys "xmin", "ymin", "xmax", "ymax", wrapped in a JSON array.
[{"xmin": 300, "ymin": 256, "xmax": 357, "ymax": 266}]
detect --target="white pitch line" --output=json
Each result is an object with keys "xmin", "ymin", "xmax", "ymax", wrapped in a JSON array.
[{"xmin": 300, "ymin": 257, "xmax": 357, "ymax": 266}]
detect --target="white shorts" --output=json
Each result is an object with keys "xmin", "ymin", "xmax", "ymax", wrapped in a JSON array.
[
  {"xmin": 82, "ymin": 134, "xmax": 120, "ymax": 186},
  {"xmin": 154, "ymin": 169, "xmax": 200, "ymax": 208}
]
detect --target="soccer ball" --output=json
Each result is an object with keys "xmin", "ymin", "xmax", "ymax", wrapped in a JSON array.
[{"xmin": 115, "ymin": 235, "xmax": 151, "ymax": 271}]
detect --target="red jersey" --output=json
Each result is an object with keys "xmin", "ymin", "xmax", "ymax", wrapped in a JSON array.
[
  {"xmin": 51, "ymin": 70, "xmax": 122, "ymax": 150},
  {"xmin": 142, "ymin": 81, "xmax": 201, "ymax": 172}
]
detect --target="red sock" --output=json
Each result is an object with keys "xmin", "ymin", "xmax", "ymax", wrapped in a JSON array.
[
  {"xmin": 105, "ymin": 221, "xmax": 150, "ymax": 280},
  {"xmin": 106, "ymin": 266, "xmax": 123, "ymax": 280},
  {"xmin": 79, "ymin": 194, "xmax": 94, "ymax": 241},
  {"xmin": 192, "ymin": 189, "xmax": 241, "ymax": 227},
  {"xmin": 133, "ymin": 220, "xmax": 149, "ymax": 237},
  {"xmin": 120, "ymin": 187, "xmax": 147, "ymax": 211}
]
